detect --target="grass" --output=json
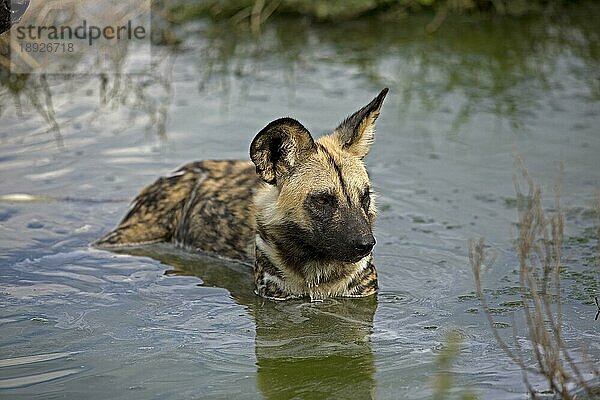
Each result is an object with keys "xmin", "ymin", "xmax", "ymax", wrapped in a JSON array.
[{"xmin": 469, "ymin": 160, "xmax": 600, "ymax": 398}]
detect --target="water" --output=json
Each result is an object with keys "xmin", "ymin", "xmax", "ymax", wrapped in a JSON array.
[{"xmin": 1, "ymin": 4, "xmax": 600, "ymax": 399}]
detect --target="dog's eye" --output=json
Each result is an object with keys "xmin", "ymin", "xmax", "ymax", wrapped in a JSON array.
[
  {"xmin": 361, "ymin": 190, "xmax": 371, "ymax": 211},
  {"xmin": 311, "ymin": 193, "xmax": 336, "ymax": 208}
]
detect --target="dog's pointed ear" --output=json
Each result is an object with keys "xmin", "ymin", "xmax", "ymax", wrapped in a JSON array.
[
  {"xmin": 250, "ymin": 117, "xmax": 316, "ymax": 185},
  {"xmin": 333, "ymin": 88, "xmax": 388, "ymax": 159}
]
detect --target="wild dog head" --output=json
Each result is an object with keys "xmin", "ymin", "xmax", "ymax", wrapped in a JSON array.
[{"xmin": 250, "ymin": 88, "xmax": 388, "ymax": 269}]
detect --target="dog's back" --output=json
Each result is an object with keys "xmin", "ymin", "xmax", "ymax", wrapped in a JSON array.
[{"xmin": 95, "ymin": 160, "xmax": 259, "ymax": 263}]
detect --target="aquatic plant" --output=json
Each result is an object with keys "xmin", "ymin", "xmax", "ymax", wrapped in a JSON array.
[{"xmin": 469, "ymin": 161, "xmax": 600, "ymax": 398}]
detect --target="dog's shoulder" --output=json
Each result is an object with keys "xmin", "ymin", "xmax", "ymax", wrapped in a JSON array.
[{"xmin": 174, "ymin": 160, "xmax": 259, "ymax": 262}]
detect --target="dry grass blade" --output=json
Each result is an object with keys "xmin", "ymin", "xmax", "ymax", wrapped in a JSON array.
[
  {"xmin": 595, "ymin": 191, "xmax": 600, "ymax": 322},
  {"xmin": 470, "ymin": 160, "xmax": 599, "ymax": 398}
]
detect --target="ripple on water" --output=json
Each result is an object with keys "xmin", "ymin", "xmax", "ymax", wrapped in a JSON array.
[
  {"xmin": 0, "ymin": 351, "xmax": 79, "ymax": 368},
  {"xmin": 378, "ymin": 290, "xmax": 422, "ymax": 306},
  {"xmin": 0, "ymin": 352, "xmax": 81, "ymax": 389}
]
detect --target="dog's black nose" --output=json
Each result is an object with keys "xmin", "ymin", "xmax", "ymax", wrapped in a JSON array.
[{"xmin": 355, "ymin": 235, "xmax": 376, "ymax": 255}]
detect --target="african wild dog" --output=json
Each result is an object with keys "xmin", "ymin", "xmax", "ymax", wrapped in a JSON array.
[{"xmin": 95, "ymin": 88, "xmax": 389, "ymax": 300}]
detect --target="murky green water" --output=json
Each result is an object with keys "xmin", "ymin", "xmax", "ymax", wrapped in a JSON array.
[{"xmin": 1, "ymin": 4, "xmax": 599, "ymax": 399}]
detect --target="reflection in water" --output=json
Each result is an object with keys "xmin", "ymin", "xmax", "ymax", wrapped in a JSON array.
[
  {"xmin": 2, "ymin": 3, "xmax": 599, "ymax": 140},
  {"xmin": 0, "ymin": 73, "xmax": 63, "ymax": 146},
  {"xmin": 0, "ymin": 68, "xmax": 174, "ymax": 143},
  {"xmin": 118, "ymin": 245, "xmax": 377, "ymax": 399},
  {"xmin": 255, "ymin": 299, "xmax": 376, "ymax": 399},
  {"xmin": 91, "ymin": 57, "xmax": 175, "ymax": 139},
  {"xmin": 0, "ymin": 0, "xmax": 174, "ymax": 143},
  {"xmin": 175, "ymin": 3, "xmax": 600, "ymax": 134}
]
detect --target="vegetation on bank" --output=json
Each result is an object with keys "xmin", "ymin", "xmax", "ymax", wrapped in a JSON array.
[{"xmin": 159, "ymin": 0, "xmax": 580, "ymax": 28}]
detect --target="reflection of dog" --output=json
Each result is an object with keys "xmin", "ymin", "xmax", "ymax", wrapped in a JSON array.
[
  {"xmin": 115, "ymin": 246, "xmax": 378, "ymax": 399},
  {"xmin": 96, "ymin": 88, "xmax": 389, "ymax": 300},
  {"xmin": 255, "ymin": 297, "xmax": 377, "ymax": 399}
]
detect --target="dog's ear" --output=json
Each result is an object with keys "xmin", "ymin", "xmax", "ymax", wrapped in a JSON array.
[
  {"xmin": 333, "ymin": 88, "xmax": 388, "ymax": 159},
  {"xmin": 250, "ymin": 117, "xmax": 316, "ymax": 185}
]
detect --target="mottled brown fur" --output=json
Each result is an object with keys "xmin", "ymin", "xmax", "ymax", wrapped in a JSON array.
[
  {"xmin": 96, "ymin": 88, "xmax": 389, "ymax": 301},
  {"xmin": 96, "ymin": 160, "xmax": 258, "ymax": 262}
]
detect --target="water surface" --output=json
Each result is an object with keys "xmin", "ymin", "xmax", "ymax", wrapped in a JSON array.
[{"xmin": 1, "ymin": 5, "xmax": 599, "ymax": 399}]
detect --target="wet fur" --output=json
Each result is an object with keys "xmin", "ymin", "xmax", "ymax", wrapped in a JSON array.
[{"xmin": 96, "ymin": 89, "xmax": 389, "ymax": 301}]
